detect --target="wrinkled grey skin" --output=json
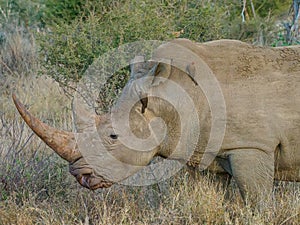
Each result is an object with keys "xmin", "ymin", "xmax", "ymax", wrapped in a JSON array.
[{"xmin": 15, "ymin": 39, "xmax": 300, "ymax": 206}]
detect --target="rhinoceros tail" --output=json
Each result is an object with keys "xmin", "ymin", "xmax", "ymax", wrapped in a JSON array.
[{"xmin": 12, "ymin": 94, "xmax": 81, "ymax": 162}]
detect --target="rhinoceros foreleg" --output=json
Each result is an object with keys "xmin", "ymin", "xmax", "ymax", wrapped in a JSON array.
[{"xmin": 227, "ymin": 149, "xmax": 274, "ymax": 207}]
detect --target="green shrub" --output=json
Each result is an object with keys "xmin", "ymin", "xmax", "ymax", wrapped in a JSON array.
[
  {"xmin": 38, "ymin": 0, "xmax": 178, "ymax": 82},
  {"xmin": 37, "ymin": 1, "xmax": 233, "ymax": 92},
  {"xmin": 37, "ymin": 0, "xmax": 178, "ymax": 109},
  {"xmin": 34, "ymin": 0, "xmax": 297, "ymax": 110},
  {"xmin": 41, "ymin": 0, "xmax": 84, "ymax": 25},
  {"xmin": 175, "ymin": 2, "xmax": 230, "ymax": 41}
]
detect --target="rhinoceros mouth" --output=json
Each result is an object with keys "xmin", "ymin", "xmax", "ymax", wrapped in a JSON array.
[{"xmin": 71, "ymin": 171, "xmax": 114, "ymax": 190}]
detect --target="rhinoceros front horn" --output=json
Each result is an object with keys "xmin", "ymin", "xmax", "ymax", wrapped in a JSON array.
[{"xmin": 12, "ymin": 94, "xmax": 81, "ymax": 162}]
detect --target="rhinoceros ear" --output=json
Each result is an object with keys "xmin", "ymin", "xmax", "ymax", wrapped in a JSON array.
[{"xmin": 149, "ymin": 59, "xmax": 172, "ymax": 86}]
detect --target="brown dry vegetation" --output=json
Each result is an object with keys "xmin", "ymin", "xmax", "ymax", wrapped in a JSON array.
[{"xmin": 0, "ymin": 26, "xmax": 299, "ymax": 225}]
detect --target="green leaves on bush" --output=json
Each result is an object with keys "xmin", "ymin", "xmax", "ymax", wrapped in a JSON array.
[
  {"xmin": 37, "ymin": 0, "xmax": 233, "ymax": 86},
  {"xmin": 41, "ymin": 0, "xmax": 84, "ymax": 25},
  {"xmin": 2, "ymin": 0, "xmax": 293, "ymax": 96}
]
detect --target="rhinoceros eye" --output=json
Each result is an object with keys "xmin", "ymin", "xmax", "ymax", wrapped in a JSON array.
[{"xmin": 109, "ymin": 134, "xmax": 118, "ymax": 139}]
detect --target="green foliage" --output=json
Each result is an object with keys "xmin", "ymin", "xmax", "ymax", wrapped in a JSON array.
[
  {"xmin": 34, "ymin": 0, "xmax": 298, "ymax": 110},
  {"xmin": 1, "ymin": 0, "xmax": 297, "ymax": 98},
  {"xmin": 37, "ymin": 0, "xmax": 232, "ymax": 86},
  {"xmin": 37, "ymin": 0, "xmax": 176, "ymax": 106},
  {"xmin": 176, "ymin": 2, "xmax": 230, "ymax": 41},
  {"xmin": 37, "ymin": 16, "xmax": 104, "ymax": 84},
  {"xmin": 40, "ymin": 0, "xmax": 132, "ymax": 26},
  {"xmin": 248, "ymin": 0, "xmax": 291, "ymax": 18},
  {"xmin": 41, "ymin": 0, "xmax": 84, "ymax": 25}
]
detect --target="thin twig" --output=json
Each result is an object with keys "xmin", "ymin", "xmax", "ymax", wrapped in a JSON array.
[
  {"xmin": 0, "ymin": 58, "xmax": 16, "ymax": 76},
  {"xmin": 241, "ymin": 0, "xmax": 247, "ymax": 23},
  {"xmin": 279, "ymin": 213, "xmax": 299, "ymax": 225},
  {"xmin": 249, "ymin": 0, "xmax": 256, "ymax": 19},
  {"xmin": 0, "ymin": 6, "xmax": 7, "ymax": 22}
]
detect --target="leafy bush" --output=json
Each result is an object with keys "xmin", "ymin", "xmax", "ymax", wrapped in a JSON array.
[
  {"xmin": 0, "ymin": 0, "xmax": 295, "ymax": 112},
  {"xmin": 38, "ymin": 1, "xmax": 176, "ymax": 84},
  {"xmin": 37, "ymin": 0, "xmax": 237, "ymax": 109},
  {"xmin": 38, "ymin": 0, "xmax": 292, "ymax": 82},
  {"xmin": 35, "ymin": 0, "xmax": 297, "ymax": 111},
  {"xmin": 37, "ymin": 0, "xmax": 177, "ymax": 109},
  {"xmin": 175, "ymin": 2, "xmax": 228, "ymax": 41},
  {"xmin": 41, "ymin": 0, "xmax": 85, "ymax": 26},
  {"xmin": 40, "ymin": 0, "xmax": 126, "ymax": 26}
]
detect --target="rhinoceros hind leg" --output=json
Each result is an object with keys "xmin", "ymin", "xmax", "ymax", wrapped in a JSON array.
[{"xmin": 228, "ymin": 149, "xmax": 274, "ymax": 207}]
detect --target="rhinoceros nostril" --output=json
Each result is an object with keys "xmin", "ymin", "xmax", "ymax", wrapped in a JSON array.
[
  {"xmin": 109, "ymin": 134, "xmax": 118, "ymax": 139},
  {"xmin": 79, "ymin": 175, "xmax": 90, "ymax": 189}
]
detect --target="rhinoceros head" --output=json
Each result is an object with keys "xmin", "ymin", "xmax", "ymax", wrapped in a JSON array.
[
  {"xmin": 12, "ymin": 56, "xmax": 177, "ymax": 190},
  {"xmin": 12, "ymin": 94, "xmax": 114, "ymax": 189}
]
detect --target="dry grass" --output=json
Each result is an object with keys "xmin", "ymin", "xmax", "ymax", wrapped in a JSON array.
[
  {"xmin": 0, "ymin": 26, "xmax": 299, "ymax": 225},
  {"xmin": 0, "ymin": 24, "xmax": 36, "ymax": 77},
  {"xmin": 0, "ymin": 70, "xmax": 300, "ymax": 224}
]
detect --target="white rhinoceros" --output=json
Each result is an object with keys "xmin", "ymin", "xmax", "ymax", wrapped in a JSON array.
[{"xmin": 13, "ymin": 39, "xmax": 300, "ymax": 205}]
